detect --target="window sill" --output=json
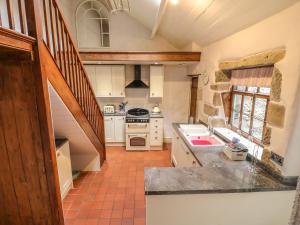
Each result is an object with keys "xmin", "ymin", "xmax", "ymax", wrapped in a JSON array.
[{"xmin": 214, "ymin": 127, "xmax": 263, "ymax": 160}]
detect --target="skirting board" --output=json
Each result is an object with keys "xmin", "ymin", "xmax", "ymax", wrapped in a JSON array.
[{"xmin": 106, "ymin": 142, "xmax": 126, "ymax": 147}]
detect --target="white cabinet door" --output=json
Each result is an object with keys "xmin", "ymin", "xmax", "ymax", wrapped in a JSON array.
[
  {"xmin": 150, "ymin": 118, "xmax": 163, "ymax": 147},
  {"xmin": 85, "ymin": 65, "xmax": 97, "ymax": 92},
  {"xmin": 96, "ymin": 66, "xmax": 112, "ymax": 97},
  {"xmin": 150, "ymin": 66, "xmax": 164, "ymax": 98},
  {"xmin": 104, "ymin": 116, "xmax": 115, "ymax": 142},
  {"xmin": 114, "ymin": 116, "xmax": 125, "ymax": 142},
  {"xmin": 111, "ymin": 66, "xmax": 125, "ymax": 97}
]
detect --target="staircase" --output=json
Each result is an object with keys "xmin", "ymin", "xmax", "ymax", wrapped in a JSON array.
[{"xmin": 0, "ymin": 0, "xmax": 105, "ymax": 224}]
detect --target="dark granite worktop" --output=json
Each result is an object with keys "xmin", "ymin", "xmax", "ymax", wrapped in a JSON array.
[{"xmin": 144, "ymin": 123, "xmax": 296, "ymax": 195}]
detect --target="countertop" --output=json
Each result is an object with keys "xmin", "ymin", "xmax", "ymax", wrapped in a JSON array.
[
  {"xmin": 103, "ymin": 112, "xmax": 126, "ymax": 116},
  {"xmin": 144, "ymin": 123, "xmax": 296, "ymax": 195},
  {"xmin": 150, "ymin": 113, "xmax": 164, "ymax": 118}
]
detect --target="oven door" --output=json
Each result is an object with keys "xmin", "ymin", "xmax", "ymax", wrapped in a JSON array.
[{"xmin": 126, "ymin": 133, "xmax": 150, "ymax": 151}]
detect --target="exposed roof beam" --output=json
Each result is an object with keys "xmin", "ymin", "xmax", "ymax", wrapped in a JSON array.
[{"xmin": 151, "ymin": 0, "xmax": 168, "ymax": 39}]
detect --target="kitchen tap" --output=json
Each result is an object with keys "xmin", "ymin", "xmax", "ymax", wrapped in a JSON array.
[{"xmin": 208, "ymin": 116, "xmax": 214, "ymax": 136}]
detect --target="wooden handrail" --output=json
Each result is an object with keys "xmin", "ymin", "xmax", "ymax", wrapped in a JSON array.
[
  {"xmin": 0, "ymin": 0, "xmax": 105, "ymax": 148},
  {"xmin": 40, "ymin": 0, "xmax": 105, "ymax": 145}
]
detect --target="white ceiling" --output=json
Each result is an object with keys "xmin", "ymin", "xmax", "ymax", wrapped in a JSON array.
[{"xmin": 127, "ymin": 0, "xmax": 300, "ymax": 48}]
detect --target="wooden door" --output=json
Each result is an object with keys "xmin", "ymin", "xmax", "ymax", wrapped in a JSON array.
[
  {"xmin": 0, "ymin": 59, "xmax": 63, "ymax": 224},
  {"xmin": 96, "ymin": 65, "xmax": 112, "ymax": 97},
  {"xmin": 150, "ymin": 66, "xmax": 164, "ymax": 98},
  {"xmin": 189, "ymin": 77, "xmax": 198, "ymax": 123},
  {"xmin": 111, "ymin": 65, "xmax": 125, "ymax": 97}
]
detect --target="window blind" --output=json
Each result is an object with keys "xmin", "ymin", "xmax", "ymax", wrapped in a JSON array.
[{"xmin": 231, "ymin": 66, "xmax": 274, "ymax": 87}]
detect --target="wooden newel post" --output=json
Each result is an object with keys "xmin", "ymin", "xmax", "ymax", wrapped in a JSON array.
[{"xmin": 24, "ymin": 0, "xmax": 65, "ymax": 224}]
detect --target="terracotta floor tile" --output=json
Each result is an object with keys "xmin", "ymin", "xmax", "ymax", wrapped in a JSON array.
[
  {"xmin": 123, "ymin": 209, "xmax": 134, "ymax": 219},
  {"xmin": 110, "ymin": 218, "xmax": 122, "ymax": 225},
  {"xmin": 122, "ymin": 218, "xmax": 134, "ymax": 225},
  {"xmin": 63, "ymin": 146, "xmax": 171, "ymax": 224}
]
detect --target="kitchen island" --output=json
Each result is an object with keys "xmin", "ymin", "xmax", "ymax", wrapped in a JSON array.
[{"xmin": 144, "ymin": 123, "xmax": 296, "ymax": 225}]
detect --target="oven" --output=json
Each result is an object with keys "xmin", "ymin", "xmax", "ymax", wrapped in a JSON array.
[
  {"xmin": 126, "ymin": 133, "xmax": 150, "ymax": 151},
  {"xmin": 125, "ymin": 108, "xmax": 150, "ymax": 151}
]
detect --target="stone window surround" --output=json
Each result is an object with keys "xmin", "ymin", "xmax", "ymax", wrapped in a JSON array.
[{"xmin": 202, "ymin": 47, "xmax": 286, "ymax": 176}]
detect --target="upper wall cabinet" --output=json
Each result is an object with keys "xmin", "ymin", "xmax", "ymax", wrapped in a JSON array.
[
  {"xmin": 85, "ymin": 65, "xmax": 125, "ymax": 98},
  {"xmin": 150, "ymin": 66, "xmax": 164, "ymax": 98}
]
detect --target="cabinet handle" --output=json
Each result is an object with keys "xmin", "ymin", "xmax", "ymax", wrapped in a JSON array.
[
  {"xmin": 176, "ymin": 137, "xmax": 179, "ymax": 139},
  {"xmin": 121, "ymin": 92, "xmax": 123, "ymax": 95},
  {"xmin": 152, "ymin": 93, "xmax": 155, "ymax": 96},
  {"xmin": 155, "ymin": 137, "xmax": 158, "ymax": 140},
  {"xmin": 155, "ymin": 126, "xmax": 158, "ymax": 128},
  {"xmin": 111, "ymin": 118, "xmax": 113, "ymax": 120},
  {"xmin": 109, "ymin": 92, "xmax": 111, "ymax": 96},
  {"xmin": 57, "ymin": 152, "xmax": 61, "ymax": 157},
  {"xmin": 186, "ymin": 151, "xmax": 190, "ymax": 155},
  {"xmin": 155, "ymin": 131, "xmax": 158, "ymax": 134},
  {"xmin": 155, "ymin": 120, "xmax": 158, "ymax": 122},
  {"xmin": 193, "ymin": 161, "xmax": 196, "ymax": 165}
]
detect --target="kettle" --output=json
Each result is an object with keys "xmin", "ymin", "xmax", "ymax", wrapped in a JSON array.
[{"xmin": 152, "ymin": 104, "xmax": 161, "ymax": 114}]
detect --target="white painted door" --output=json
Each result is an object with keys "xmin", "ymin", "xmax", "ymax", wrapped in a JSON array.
[
  {"xmin": 96, "ymin": 65, "xmax": 112, "ymax": 97},
  {"xmin": 150, "ymin": 66, "xmax": 164, "ymax": 98},
  {"xmin": 114, "ymin": 116, "xmax": 125, "ymax": 142},
  {"xmin": 104, "ymin": 116, "xmax": 115, "ymax": 142},
  {"xmin": 111, "ymin": 65, "xmax": 125, "ymax": 97},
  {"xmin": 85, "ymin": 65, "xmax": 97, "ymax": 92}
]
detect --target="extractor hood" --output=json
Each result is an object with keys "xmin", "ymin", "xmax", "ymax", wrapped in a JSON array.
[{"xmin": 125, "ymin": 65, "xmax": 149, "ymax": 89}]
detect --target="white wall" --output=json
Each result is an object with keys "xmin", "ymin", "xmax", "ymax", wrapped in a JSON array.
[
  {"xmin": 57, "ymin": 0, "xmax": 178, "ymax": 51},
  {"xmin": 189, "ymin": 2, "xmax": 300, "ymax": 176},
  {"xmin": 99, "ymin": 65, "xmax": 191, "ymax": 139}
]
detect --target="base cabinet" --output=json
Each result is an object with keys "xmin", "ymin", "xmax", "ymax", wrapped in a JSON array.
[
  {"xmin": 104, "ymin": 116, "xmax": 125, "ymax": 143},
  {"xmin": 150, "ymin": 118, "xmax": 163, "ymax": 150},
  {"xmin": 172, "ymin": 129, "xmax": 200, "ymax": 167},
  {"xmin": 56, "ymin": 140, "xmax": 73, "ymax": 199}
]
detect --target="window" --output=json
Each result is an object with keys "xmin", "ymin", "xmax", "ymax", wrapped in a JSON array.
[
  {"xmin": 230, "ymin": 86, "xmax": 270, "ymax": 144},
  {"xmin": 76, "ymin": 0, "xmax": 110, "ymax": 48}
]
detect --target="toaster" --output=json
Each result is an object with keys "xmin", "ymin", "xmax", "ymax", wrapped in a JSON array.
[{"xmin": 103, "ymin": 105, "xmax": 115, "ymax": 114}]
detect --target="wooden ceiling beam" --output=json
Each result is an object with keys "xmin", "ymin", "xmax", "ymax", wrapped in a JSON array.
[
  {"xmin": 80, "ymin": 51, "xmax": 201, "ymax": 62},
  {"xmin": 151, "ymin": 0, "xmax": 169, "ymax": 39}
]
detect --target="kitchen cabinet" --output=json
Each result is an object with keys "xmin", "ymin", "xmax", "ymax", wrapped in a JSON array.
[
  {"xmin": 104, "ymin": 116, "xmax": 115, "ymax": 142},
  {"xmin": 111, "ymin": 66, "xmax": 125, "ymax": 97},
  {"xmin": 172, "ymin": 129, "xmax": 200, "ymax": 167},
  {"xmin": 55, "ymin": 140, "xmax": 73, "ymax": 199},
  {"xmin": 114, "ymin": 116, "xmax": 126, "ymax": 142},
  {"xmin": 104, "ymin": 116, "xmax": 125, "ymax": 143},
  {"xmin": 150, "ymin": 66, "xmax": 164, "ymax": 98},
  {"xmin": 150, "ymin": 118, "xmax": 163, "ymax": 149},
  {"xmin": 96, "ymin": 65, "xmax": 112, "ymax": 97},
  {"xmin": 85, "ymin": 65, "xmax": 125, "ymax": 97}
]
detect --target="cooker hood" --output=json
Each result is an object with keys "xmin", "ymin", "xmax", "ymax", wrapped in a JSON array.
[{"xmin": 125, "ymin": 65, "xmax": 149, "ymax": 89}]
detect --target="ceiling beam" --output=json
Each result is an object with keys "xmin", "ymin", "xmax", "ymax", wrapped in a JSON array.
[
  {"xmin": 151, "ymin": 0, "xmax": 168, "ymax": 39},
  {"xmin": 79, "ymin": 51, "xmax": 201, "ymax": 62}
]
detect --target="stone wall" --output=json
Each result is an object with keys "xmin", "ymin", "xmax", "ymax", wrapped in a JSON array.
[{"xmin": 200, "ymin": 48, "xmax": 286, "ymax": 175}]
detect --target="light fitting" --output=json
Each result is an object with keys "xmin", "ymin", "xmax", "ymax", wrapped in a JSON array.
[
  {"xmin": 105, "ymin": 0, "xmax": 130, "ymax": 13},
  {"xmin": 170, "ymin": 0, "xmax": 179, "ymax": 5}
]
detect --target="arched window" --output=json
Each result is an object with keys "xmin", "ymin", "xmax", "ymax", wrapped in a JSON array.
[{"xmin": 76, "ymin": 0, "xmax": 110, "ymax": 48}]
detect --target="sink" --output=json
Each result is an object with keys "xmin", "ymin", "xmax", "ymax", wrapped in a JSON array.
[
  {"xmin": 179, "ymin": 124, "xmax": 209, "ymax": 136},
  {"xmin": 179, "ymin": 124, "xmax": 207, "ymax": 130},
  {"xmin": 187, "ymin": 135, "xmax": 225, "ymax": 150}
]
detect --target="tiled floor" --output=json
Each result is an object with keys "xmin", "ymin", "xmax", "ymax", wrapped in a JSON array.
[{"xmin": 63, "ymin": 145, "xmax": 171, "ymax": 225}]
